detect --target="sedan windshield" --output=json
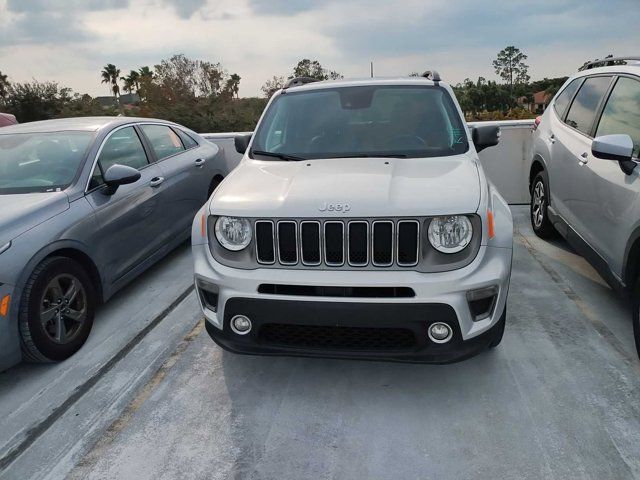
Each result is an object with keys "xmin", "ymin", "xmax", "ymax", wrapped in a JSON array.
[
  {"xmin": 251, "ymin": 85, "xmax": 468, "ymax": 160},
  {"xmin": 0, "ymin": 131, "xmax": 94, "ymax": 194}
]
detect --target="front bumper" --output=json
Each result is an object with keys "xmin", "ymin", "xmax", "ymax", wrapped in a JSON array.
[{"xmin": 193, "ymin": 243, "xmax": 512, "ymax": 363}]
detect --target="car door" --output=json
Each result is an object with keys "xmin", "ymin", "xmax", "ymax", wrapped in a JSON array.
[
  {"xmin": 549, "ymin": 75, "xmax": 613, "ymax": 241},
  {"xmin": 139, "ymin": 124, "xmax": 209, "ymax": 235},
  {"xmin": 581, "ymin": 76, "xmax": 640, "ymax": 275},
  {"xmin": 85, "ymin": 125, "xmax": 167, "ymax": 284}
]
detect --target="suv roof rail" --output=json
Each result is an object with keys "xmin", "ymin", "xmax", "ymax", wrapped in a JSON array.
[
  {"xmin": 421, "ymin": 70, "xmax": 441, "ymax": 82},
  {"xmin": 579, "ymin": 56, "xmax": 640, "ymax": 71},
  {"xmin": 283, "ymin": 77, "xmax": 319, "ymax": 89}
]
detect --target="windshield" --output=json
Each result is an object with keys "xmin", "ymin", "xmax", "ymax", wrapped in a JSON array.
[
  {"xmin": 0, "ymin": 131, "xmax": 94, "ymax": 194},
  {"xmin": 251, "ymin": 85, "xmax": 468, "ymax": 160}
]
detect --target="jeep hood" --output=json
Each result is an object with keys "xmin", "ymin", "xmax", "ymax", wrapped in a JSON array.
[
  {"xmin": 211, "ymin": 157, "xmax": 481, "ymax": 218},
  {"xmin": 0, "ymin": 192, "xmax": 70, "ymax": 246}
]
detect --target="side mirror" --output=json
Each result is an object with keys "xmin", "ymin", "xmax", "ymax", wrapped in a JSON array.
[
  {"xmin": 234, "ymin": 133, "xmax": 252, "ymax": 154},
  {"xmin": 592, "ymin": 134, "xmax": 636, "ymax": 175},
  {"xmin": 102, "ymin": 164, "xmax": 141, "ymax": 195},
  {"xmin": 471, "ymin": 125, "xmax": 501, "ymax": 153}
]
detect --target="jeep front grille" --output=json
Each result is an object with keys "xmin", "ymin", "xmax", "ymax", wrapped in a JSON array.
[{"xmin": 255, "ymin": 219, "xmax": 420, "ymax": 268}]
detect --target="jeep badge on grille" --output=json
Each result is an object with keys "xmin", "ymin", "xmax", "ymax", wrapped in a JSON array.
[{"xmin": 318, "ymin": 202, "xmax": 351, "ymax": 212}]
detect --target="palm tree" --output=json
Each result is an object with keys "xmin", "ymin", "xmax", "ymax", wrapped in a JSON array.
[
  {"xmin": 0, "ymin": 70, "xmax": 10, "ymax": 98},
  {"xmin": 100, "ymin": 63, "xmax": 121, "ymax": 98},
  {"xmin": 227, "ymin": 73, "xmax": 241, "ymax": 99},
  {"xmin": 120, "ymin": 70, "xmax": 141, "ymax": 94},
  {"xmin": 138, "ymin": 66, "xmax": 153, "ymax": 80}
]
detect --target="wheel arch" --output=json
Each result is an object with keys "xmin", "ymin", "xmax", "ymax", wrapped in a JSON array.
[
  {"xmin": 208, "ymin": 173, "xmax": 225, "ymax": 197},
  {"xmin": 529, "ymin": 155, "xmax": 547, "ymax": 193},
  {"xmin": 623, "ymin": 228, "xmax": 640, "ymax": 295},
  {"xmin": 18, "ymin": 241, "xmax": 105, "ymax": 305}
]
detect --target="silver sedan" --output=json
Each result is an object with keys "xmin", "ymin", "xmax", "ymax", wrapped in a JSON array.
[{"xmin": 0, "ymin": 117, "xmax": 226, "ymax": 370}]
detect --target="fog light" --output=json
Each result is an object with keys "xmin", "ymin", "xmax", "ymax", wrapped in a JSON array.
[
  {"xmin": 230, "ymin": 315, "xmax": 252, "ymax": 335},
  {"xmin": 428, "ymin": 322, "xmax": 452, "ymax": 343}
]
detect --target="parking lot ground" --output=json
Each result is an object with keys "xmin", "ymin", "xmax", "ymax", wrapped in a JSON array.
[{"xmin": 3, "ymin": 206, "xmax": 640, "ymax": 480}]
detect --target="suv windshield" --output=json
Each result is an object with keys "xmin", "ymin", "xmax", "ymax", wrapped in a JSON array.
[
  {"xmin": 0, "ymin": 131, "xmax": 94, "ymax": 194},
  {"xmin": 251, "ymin": 84, "xmax": 468, "ymax": 160}
]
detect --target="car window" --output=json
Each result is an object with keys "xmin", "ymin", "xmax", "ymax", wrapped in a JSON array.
[
  {"xmin": 140, "ymin": 124, "xmax": 185, "ymax": 160},
  {"xmin": 565, "ymin": 76, "xmax": 612, "ymax": 135},
  {"xmin": 553, "ymin": 78, "xmax": 582, "ymax": 118},
  {"xmin": 90, "ymin": 126, "xmax": 148, "ymax": 189},
  {"xmin": 174, "ymin": 128, "xmax": 198, "ymax": 149},
  {"xmin": 595, "ymin": 77, "xmax": 640, "ymax": 158}
]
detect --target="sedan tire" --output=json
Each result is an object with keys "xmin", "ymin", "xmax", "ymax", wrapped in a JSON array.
[
  {"xmin": 633, "ymin": 282, "xmax": 640, "ymax": 360},
  {"xmin": 530, "ymin": 172, "xmax": 557, "ymax": 239},
  {"xmin": 19, "ymin": 256, "xmax": 96, "ymax": 362}
]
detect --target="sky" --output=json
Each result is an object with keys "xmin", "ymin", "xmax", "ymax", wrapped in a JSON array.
[{"xmin": 1, "ymin": 0, "xmax": 639, "ymax": 98}]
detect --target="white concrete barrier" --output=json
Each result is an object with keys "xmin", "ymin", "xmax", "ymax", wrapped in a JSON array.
[{"xmin": 203, "ymin": 120, "xmax": 535, "ymax": 205}]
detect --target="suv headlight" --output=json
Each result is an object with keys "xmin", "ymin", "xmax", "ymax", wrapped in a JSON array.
[
  {"xmin": 214, "ymin": 216, "xmax": 252, "ymax": 251},
  {"xmin": 427, "ymin": 216, "xmax": 473, "ymax": 254}
]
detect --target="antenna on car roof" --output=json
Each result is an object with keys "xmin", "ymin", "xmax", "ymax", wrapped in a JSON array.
[
  {"xmin": 579, "ymin": 56, "xmax": 640, "ymax": 71},
  {"xmin": 282, "ymin": 77, "xmax": 319, "ymax": 89},
  {"xmin": 421, "ymin": 70, "xmax": 441, "ymax": 84}
]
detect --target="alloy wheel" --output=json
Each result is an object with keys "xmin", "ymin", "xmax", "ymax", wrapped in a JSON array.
[
  {"xmin": 40, "ymin": 274, "xmax": 87, "ymax": 344},
  {"xmin": 532, "ymin": 180, "xmax": 545, "ymax": 229}
]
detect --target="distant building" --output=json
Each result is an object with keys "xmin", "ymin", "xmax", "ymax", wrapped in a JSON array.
[
  {"xmin": 517, "ymin": 91, "xmax": 552, "ymax": 114},
  {"xmin": 95, "ymin": 93, "xmax": 140, "ymax": 109}
]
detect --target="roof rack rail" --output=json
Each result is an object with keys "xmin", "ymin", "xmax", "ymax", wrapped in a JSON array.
[
  {"xmin": 579, "ymin": 56, "xmax": 640, "ymax": 71},
  {"xmin": 421, "ymin": 70, "xmax": 441, "ymax": 82},
  {"xmin": 283, "ymin": 77, "xmax": 319, "ymax": 89}
]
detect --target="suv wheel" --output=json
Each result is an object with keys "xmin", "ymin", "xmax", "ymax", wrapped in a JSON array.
[
  {"xmin": 19, "ymin": 257, "xmax": 96, "ymax": 362},
  {"xmin": 530, "ymin": 172, "xmax": 556, "ymax": 238},
  {"xmin": 633, "ymin": 282, "xmax": 640, "ymax": 359}
]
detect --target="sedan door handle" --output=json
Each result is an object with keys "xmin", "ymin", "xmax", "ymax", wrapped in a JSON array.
[
  {"xmin": 194, "ymin": 158, "xmax": 206, "ymax": 167},
  {"xmin": 150, "ymin": 176, "xmax": 165, "ymax": 187}
]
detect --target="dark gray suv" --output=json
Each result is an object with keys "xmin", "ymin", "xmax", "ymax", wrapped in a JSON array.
[
  {"xmin": 529, "ymin": 57, "xmax": 640, "ymax": 357},
  {"xmin": 0, "ymin": 117, "xmax": 225, "ymax": 370}
]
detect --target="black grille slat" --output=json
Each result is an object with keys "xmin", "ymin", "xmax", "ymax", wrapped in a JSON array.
[
  {"xmin": 397, "ymin": 221, "xmax": 419, "ymax": 266},
  {"xmin": 258, "ymin": 284, "xmax": 415, "ymax": 297},
  {"xmin": 324, "ymin": 222, "xmax": 344, "ymax": 265},
  {"xmin": 278, "ymin": 222, "xmax": 298, "ymax": 264},
  {"xmin": 348, "ymin": 222, "xmax": 368, "ymax": 266},
  {"xmin": 255, "ymin": 221, "xmax": 275, "ymax": 264},
  {"xmin": 372, "ymin": 221, "xmax": 393, "ymax": 266},
  {"xmin": 259, "ymin": 323, "xmax": 417, "ymax": 351},
  {"xmin": 301, "ymin": 222, "xmax": 321, "ymax": 265}
]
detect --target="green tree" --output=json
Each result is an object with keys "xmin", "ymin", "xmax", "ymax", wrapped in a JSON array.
[
  {"xmin": 120, "ymin": 70, "xmax": 141, "ymax": 94},
  {"xmin": 2, "ymin": 81, "xmax": 69, "ymax": 122},
  {"xmin": 261, "ymin": 75, "xmax": 285, "ymax": 98},
  {"xmin": 224, "ymin": 73, "xmax": 241, "ymax": 99},
  {"xmin": 100, "ymin": 63, "xmax": 121, "ymax": 98},
  {"xmin": 492, "ymin": 46, "xmax": 530, "ymax": 92},
  {"xmin": 0, "ymin": 70, "xmax": 10, "ymax": 99},
  {"xmin": 292, "ymin": 59, "xmax": 342, "ymax": 81}
]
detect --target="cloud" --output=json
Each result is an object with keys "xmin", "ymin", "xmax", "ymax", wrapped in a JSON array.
[
  {"xmin": 6, "ymin": 0, "xmax": 129, "ymax": 13},
  {"xmin": 246, "ymin": 0, "xmax": 329, "ymax": 16}
]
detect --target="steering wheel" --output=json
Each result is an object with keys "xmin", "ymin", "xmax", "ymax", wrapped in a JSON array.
[{"xmin": 388, "ymin": 134, "xmax": 427, "ymax": 149}]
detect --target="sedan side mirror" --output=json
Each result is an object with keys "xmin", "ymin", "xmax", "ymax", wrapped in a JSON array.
[
  {"xmin": 471, "ymin": 125, "xmax": 501, "ymax": 153},
  {"xmin": 592, "ymin": 134, "xmax": 636, "ymax": 175},
  {"xmin": 102, "ymin": 164, "xmax": 141, "ymax": 195},
  {"xmin": 234, "ymin": 133, "xmax": 252, "ymax": 154}
]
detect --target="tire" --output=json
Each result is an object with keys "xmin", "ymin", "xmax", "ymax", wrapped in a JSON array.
[
  {"xmin": 633, "ymin": 284, "xmax": 640, "ymax": 360},
  {"xmin": 530, "ymin": 171, "xmax": 557, "ymax": 238},
  {"xmin": 488, "ymin": 307, "xmax": 506, "ymax": 349},
  {"xmin": 19, "ymin": 256, "xmax": 96, "ymax": 362},
  {"xmin": 208, "ymin": 176, "xmax": 223, "ymax": 198}
]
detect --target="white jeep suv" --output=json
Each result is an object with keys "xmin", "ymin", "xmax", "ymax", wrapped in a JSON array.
[{"xmin": 192, "ymin": 73, "xmax": 513, "ymax": 363}]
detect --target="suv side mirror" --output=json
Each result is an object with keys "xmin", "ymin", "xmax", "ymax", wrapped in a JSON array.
[
  {"xmin": 234, "ymin": 133, "xmax": 252, "ymax": 154},
  {"xmin": 471, "ymin": 125, "xmax": 501, "ymax": 153},
  {"xmin": 102, "ymin": 164, "xmax": 141, "ymax": 195},
  {"xmin": 592, "ymin": 134, "xmax": 636, "ymax": 175}
]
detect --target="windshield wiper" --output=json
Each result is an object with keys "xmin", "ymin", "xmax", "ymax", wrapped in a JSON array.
[
  {"xmin": 332, "ymin": 153, "xmax": 408, "ymax": 159},
  {"xmin": 251, "ymin": 150, "xmax": 307, "ymax": 161}
]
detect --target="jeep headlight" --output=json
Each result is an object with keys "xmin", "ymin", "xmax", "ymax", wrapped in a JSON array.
[
  {"xmin": 427, "ymin": 216, "xmax": 473, "ymax": 254},
  {"xmin": 214, "ymin": 216, "xmax": 252, "ymax": 251}
]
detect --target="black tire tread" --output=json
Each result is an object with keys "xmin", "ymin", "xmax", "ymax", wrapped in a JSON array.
[
  {"xmin": 18, "ymin": 256, "xmax": 94, "ymax": 363},
  {"xmin": 530, "ymin": 172, "xmax": 557, "ymax": 239}
]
